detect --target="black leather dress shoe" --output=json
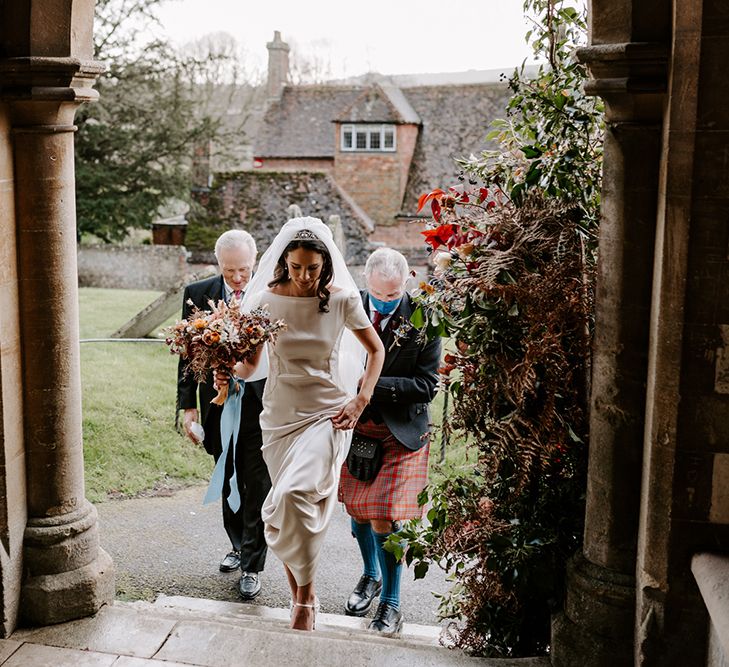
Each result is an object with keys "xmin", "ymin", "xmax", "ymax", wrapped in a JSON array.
[
  {"xmin": 219, "ymin": 550, "xmax": 240, "ymax": 572},
  {"xmin": 368, "ymin": 601, "xmax": 403, "ymax": 636},
  {"xmin": 238, "ymin": 572, "xmax": 261, "ymax": 600},
  {"xmin": 344, "ymin": 574, "xmax": 382, "ymax": 616}
]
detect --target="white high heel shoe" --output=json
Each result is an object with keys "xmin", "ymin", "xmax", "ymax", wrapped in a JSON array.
[{"xmin": 291, "ymin": 596, "xmax": 320, "ymax": 631}]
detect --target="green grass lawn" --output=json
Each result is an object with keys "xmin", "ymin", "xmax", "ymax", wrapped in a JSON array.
[
  {"xmin": 428, "ymin": 387, "xmax": 472, "ymax": 485},
  {"xmin": 80, "ymin": 288, "xmax": 210, "ymax": 502},
  {"xmin": 80, "ymin": 288, "xmax": 469, "ymax": 501}
]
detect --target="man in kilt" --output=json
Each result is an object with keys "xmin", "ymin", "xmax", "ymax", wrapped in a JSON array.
[{"xmin": 338, "ymin": 247, "xmax": 440, "ymax": 636}]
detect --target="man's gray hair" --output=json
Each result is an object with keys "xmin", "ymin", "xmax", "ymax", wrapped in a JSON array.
[
  {"xmin": 214, "ymin": 229, "xmax": 257, "ymax": 260},
  {"xmin": 364, "ymin": 247, "xmax": 409, "ymax": 283}
]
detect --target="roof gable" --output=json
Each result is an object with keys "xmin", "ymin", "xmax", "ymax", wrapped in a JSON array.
[{"xmin": 333, "ymin": 84, "xmax": 421, "ymax": 124}]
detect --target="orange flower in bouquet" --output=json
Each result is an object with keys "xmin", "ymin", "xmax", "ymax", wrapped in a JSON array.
[{"xmin": 164, "ymin": 298, "xmax": 286, "ymax": 405}]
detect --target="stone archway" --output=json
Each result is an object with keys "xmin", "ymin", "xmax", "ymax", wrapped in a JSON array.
[{"xmin": 0, "ymin": 0, "xmax": 113, "ymax": 634}]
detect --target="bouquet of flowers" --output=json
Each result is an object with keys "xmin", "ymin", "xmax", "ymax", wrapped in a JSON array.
[{"xmin": 164, "ymin": 297, "xmax": 286, "ymax": 405}]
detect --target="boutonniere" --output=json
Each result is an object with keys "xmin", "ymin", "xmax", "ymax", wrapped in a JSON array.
[{"xmin": 388, "ymin": 316, "xmax": 414, "ymax": 351}]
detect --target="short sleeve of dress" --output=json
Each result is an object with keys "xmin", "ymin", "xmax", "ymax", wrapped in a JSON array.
[{"xmin": 344, "ymin": 290, "xmax": 371, "ymax": 330}]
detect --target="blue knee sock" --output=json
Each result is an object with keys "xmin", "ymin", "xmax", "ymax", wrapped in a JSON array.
[
  {"xmin": 351, "ymin": 518, "xmax": 381, "ymax": 580},
  {"xmin": 374, "ymin": 529, "xmax": 402, "ymax": 610}
]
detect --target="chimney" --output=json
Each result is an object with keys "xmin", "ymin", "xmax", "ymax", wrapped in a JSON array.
[{"xmin": 266, "ymin": 30, "xmax": 290, "ymax": 101}]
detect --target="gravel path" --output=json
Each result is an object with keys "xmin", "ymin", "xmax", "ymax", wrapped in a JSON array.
[{"xmin": 97, "ymin": 485, "xmax": 451, "ymax": 626}]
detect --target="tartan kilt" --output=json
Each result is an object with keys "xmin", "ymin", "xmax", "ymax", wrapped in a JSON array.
[{"xmin": 338, "ymin": 419, "xmax": 429, "ymax": 521}]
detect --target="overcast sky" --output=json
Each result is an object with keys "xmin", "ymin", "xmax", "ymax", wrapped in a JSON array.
[{"xmin": 156, "ymin": 0, "xmax": 541, "ymax": 79}]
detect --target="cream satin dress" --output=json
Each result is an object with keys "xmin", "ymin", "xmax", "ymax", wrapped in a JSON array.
[{"xmin": 250, "ymin": 288, "xmax": 370, "ymax": 585}]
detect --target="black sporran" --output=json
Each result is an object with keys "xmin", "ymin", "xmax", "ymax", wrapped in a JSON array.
[{"xmin": 345, "ymin": 432, "xmax": 383, "ymax": 482}]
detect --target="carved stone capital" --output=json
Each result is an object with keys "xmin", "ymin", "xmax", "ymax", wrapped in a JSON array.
[
  {"xmin": 0, "ymin": 56, "xmax": 104, "ymax": 105},
  {"xmin": 577, "ymin": 42, "xmax": 669, "ymax": 122}
]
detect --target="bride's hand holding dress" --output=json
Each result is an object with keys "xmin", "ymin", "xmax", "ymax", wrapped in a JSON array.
[{"xmin": 331, "ymin": 325, "xmax": 384, "ymax": 431}]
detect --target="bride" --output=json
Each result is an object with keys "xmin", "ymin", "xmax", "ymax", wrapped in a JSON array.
[{"xmin": 226, "ymin": 217, "xmax": 384, "ymax": 631}]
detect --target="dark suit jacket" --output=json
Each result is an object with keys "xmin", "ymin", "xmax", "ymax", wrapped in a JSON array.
[
  {"xmin": 177, "ymin": 274, "xmax": 264, "ymax": 458},
  {"xmin": 361, "ymin": 290, "xmax": 441, "ymax": 451}
]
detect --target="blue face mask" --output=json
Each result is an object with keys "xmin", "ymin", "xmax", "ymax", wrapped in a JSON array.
[{"xmin": 369, "ymin": 294, "xmax": 402, "ymax": 315}]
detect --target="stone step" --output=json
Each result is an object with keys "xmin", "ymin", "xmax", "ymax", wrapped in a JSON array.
[
  {"xmin": 6, "ymin": 599, "xmax": 551, "ymax": 667},
  {"xmin": 149, "ymin": 594, "xmax": 443, "ymax": 647}
]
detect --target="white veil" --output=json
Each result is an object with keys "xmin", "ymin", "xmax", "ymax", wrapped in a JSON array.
[{"xmin": 241, "ymin": 216, "xmax": 365, "ymax": 393}]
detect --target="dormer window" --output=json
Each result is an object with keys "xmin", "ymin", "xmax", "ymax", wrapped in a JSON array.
[{"xmin": 341, "ymin": 124, "xmax": 396, "ymax": 152}]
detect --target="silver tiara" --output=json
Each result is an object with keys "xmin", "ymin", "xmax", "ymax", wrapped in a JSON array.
[{"xmin": 293, "ymin": 229, "xmax": 319, "ymax": 241}]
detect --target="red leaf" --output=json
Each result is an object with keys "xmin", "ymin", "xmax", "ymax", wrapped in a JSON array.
[
  {"xmin": 421, "ymin": 228, "xmax": 443, "ymax": 249},
  {"xmin": 417, "ymin": 192, "xmax": 429, "ymax": 212},
  {"xmin": 421, "ymin": 223, "xmax": 458, "ymax": 249},
  {"xmin": 478, "ymin": 187, "xmax": 489, "ymax": 204},
  {"xmin": 416, "ymin": 188, "xmax": 446, "ymax": 213},
  {"xmin": 431, "ymin": 199, "xmax": 442, "ymax": 222}
]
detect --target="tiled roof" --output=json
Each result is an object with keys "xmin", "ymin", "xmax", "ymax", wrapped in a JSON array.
[
  {"xmin": 399, "ymin": 83, "xmax": 511, "ymax": 215},
  {"xmin": 254, "ymin": 80, "xmax": 511, "ymax": 215},
  {"xmin": 254, "ymin": 86, "xmax": 361, "ymax": 158},
  {"xmin": 333, "ymin": 84, "xmax": 421, "ymax": 124}
]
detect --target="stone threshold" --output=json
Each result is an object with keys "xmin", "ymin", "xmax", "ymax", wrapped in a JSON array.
[{"xmin": 1, "ymin": 598, "xmax": 550, "ymax": 667}]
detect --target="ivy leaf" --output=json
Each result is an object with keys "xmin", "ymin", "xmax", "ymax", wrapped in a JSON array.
[
  {"xmin": 414, "ymin": 562, "xmax": 429, "ymax": 580},
  {"xmin": 410, "ymin": 306, "xmax": 426, "ymax": 329}
]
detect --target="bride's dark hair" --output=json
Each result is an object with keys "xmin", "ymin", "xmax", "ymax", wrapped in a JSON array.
[{"xmin": 268, "ymin": 237, "xmax": 333, "ymax": 312}]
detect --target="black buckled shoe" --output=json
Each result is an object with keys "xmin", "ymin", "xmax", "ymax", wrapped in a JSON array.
[
  {"xmin": 237, "ymin": 571, "xmax": 261, "ymax": 600},
  {"xmin": 219, "ymin": 550, "xmax": 241, "ymax": 572},
  {"xmin": 368, "ymin": 601, "xmax": 403, "ymax": 636},
  {"xmin": 344, "ymin": 574, "xmax": 382, "ymax": 616}
]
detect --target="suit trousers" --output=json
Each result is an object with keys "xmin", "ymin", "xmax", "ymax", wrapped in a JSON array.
[{"xmin": 204, "ymin": 386, "xmax": 270, "ymax": 573}]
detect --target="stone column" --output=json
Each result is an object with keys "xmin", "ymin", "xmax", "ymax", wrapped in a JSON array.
[
  {"xmin": 637, "ymin": 2, "xmax": 726, "ymax": 664},
  {"xmin": 550, "ymin": 43, "xmax": 668, "ymax": 666},
  {"xmin": 4, "ymin": 56, "xmax": 114, "ymax": 625}
]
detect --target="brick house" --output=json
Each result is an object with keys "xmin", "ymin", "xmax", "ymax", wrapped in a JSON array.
[
  {"xmin": 253, "ymin": 32, "xmax": 510, "ymax": 264},
  {"xmin": 190, "ymin": 32, "xmax": 511, "ymax": 270}
]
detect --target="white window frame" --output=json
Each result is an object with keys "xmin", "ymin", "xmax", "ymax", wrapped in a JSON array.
[{"xmin": 340, "ymin": 124, "xmax": 397, "ymax": 152}]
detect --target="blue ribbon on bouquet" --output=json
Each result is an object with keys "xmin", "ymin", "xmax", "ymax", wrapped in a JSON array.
[{"xmin": 203, "ymin": 377, "xmax": 245, "ymax": 512}]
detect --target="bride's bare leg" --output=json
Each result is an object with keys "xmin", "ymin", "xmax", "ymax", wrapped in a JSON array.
[
  {"xmin": 283, "ymin": 564, "xmax": 298, "ymax": 601},
  {"xmin": 291, "ymin": 581, "xmax": 316, "ymax": 631}
]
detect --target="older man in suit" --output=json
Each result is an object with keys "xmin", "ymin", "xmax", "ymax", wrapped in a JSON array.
[
  {"xmin": 338, "ymin": 247, "xmax": 441, "ymax": 636},
  {"xmin": 178, "ymin": 229, "xmax": 270, "ymax": 600}
]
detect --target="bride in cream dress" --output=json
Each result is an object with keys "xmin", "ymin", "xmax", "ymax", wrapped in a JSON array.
[{"xmin": 231, "ymin": 217, "xmax": 384, "ymax": 632}]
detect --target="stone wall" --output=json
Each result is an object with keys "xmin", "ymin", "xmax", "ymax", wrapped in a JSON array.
[
  {"xmin": 77, "ymin": 245, "xmax": 192, "ymax": 290},
  {"xmin": 187, "ymin": 171, "xmax": 372, "ymax": 265}
]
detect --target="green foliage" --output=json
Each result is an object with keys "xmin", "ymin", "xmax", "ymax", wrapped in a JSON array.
[
  {"xmin": 399, "ymin": 196, "xmax": 591, "ymax": 656},
  {"xmin": 460, "ymin": 0, "xmax": 603, "ymax": 234},
  {"xmin": 182, "ymin": 192, "xmax": 230, "ymax": 253},
  {"xmin": 387, "ymin": 1, "xmax": 601, "ymax": 657},
  {"xmin": 79, "ymin": 288, "xmax": 210, "ymax": 501},
  {"xmin": 75, "ymin": 0, "xmax": 253, "ymax": 242}
]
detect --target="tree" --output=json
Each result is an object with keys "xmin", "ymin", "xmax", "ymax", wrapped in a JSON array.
[{"xmin": 75, "ymin": 0, "xmax": 258, "ymax": 242}]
